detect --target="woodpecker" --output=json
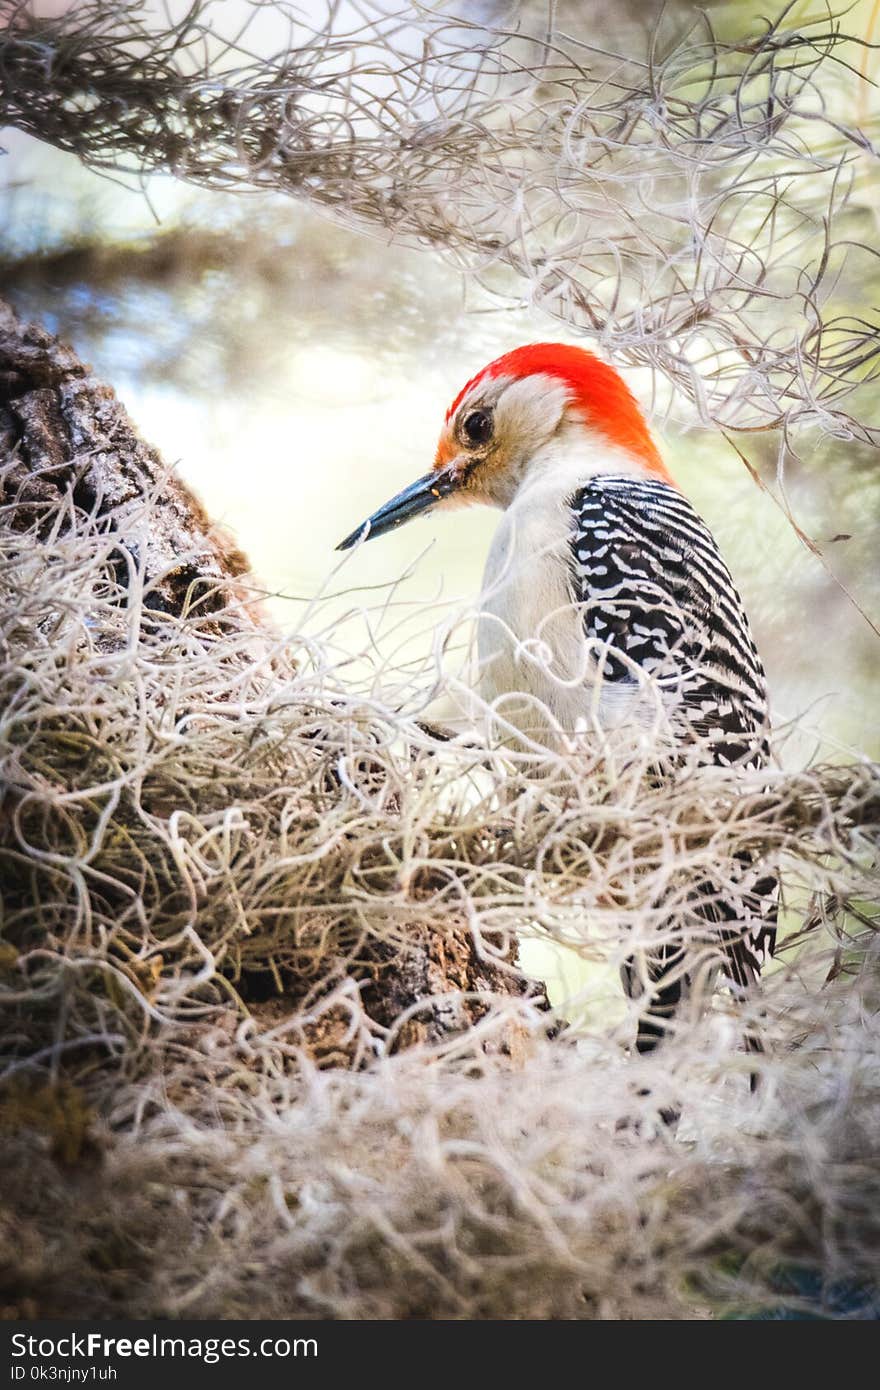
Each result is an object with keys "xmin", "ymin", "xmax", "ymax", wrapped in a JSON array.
[{"xmin": 337, "ymin": 343, "xmax": 776, "ymax": 1054}]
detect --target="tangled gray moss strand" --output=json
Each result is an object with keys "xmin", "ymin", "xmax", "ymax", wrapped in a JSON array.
[{"xmin": 1, "ymin": 0, "xmax": 879, "ymax": 441}]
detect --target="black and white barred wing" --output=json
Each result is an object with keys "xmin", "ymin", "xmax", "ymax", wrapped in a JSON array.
[
  {"xmin": 567, "ymin": 475, "xmax": 770, "ymax": 769},
  {"xmin": 567, "ymin": 474, "xmax": 776, "ymax": 991}
]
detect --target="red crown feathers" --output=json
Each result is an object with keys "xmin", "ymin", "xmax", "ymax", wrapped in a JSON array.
[{"xmin": 446, "ymin": 343, "xmax": 670, "ymax": 482}]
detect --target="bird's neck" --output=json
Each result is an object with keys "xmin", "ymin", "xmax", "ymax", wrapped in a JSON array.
[{"xmin": 500, "ymin": 420, "xmax": 664, "ymax": 512}]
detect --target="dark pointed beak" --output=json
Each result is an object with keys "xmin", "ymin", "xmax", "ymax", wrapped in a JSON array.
[{"xmin": 336, "ymin": 466, "xmax": 459, "ymax": 551}]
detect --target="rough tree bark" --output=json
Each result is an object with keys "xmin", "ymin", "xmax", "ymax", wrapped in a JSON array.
[{"xmin": 0, "ymin": 298, "xmax": 550, "ymax": 1063}]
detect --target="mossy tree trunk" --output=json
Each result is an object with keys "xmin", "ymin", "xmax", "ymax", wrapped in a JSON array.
[{"xmin": 0, "ymin": 298, "xmax": 549, "ymax": 1066}]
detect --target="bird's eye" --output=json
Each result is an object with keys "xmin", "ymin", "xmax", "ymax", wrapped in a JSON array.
[{"xmin": 462, "ymin": 409, "xmax": 493, "ymax": 447}]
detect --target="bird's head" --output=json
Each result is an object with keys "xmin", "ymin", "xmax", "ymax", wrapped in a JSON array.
[{"xmin": 336, "ymin": 343, "xmax": 672, "ymax": 550}]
